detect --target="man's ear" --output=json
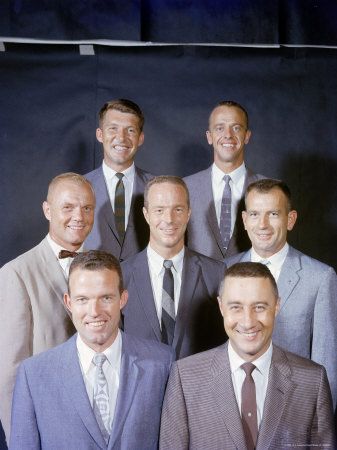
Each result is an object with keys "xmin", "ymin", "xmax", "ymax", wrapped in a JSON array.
[
  {"xmin": 64, "ymin": 292, "xmax": 72, "ymax": 313},
  {"xmin": 96, "ymin": 127, "xmax": 103, "ymax": 143},
  {"xmin": 42, "ymin": 201, "xmax": 51, "ymax": 221},
  {"xmin": 120, "ymin": 290, "xmax": 128, "ymax": 310},
  {"xmin": 143, "ymin": 206, "xmax": 149, "ymax": 224},
  {"xmin": 242, "ymin": 210, "xmax": 247, "ymax": 230},
  {"xmin": 287, "ymin": 210, "xmax": 297, "ymax": 231}
]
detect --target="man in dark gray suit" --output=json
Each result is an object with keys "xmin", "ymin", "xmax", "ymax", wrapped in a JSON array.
[
  {"xmin": 225, "ymin": 178, "xmax": 337, "ymax": 408},
  {"xmin": 122, "ymin": 176, "xmax": 226, "ymax": 359},
  {"xmin": 10, "ymin": 251, "xmax": 173, "ymax": 450},
  {"xmin": 160, "ymin": 262, "xmax": 335, "ymax": 449},
  {"xmin": 184, "ymin": 100, "xmax": 266, "ymax": 261},
  {"xmin": 85, "ymin": 99, "xmax": 153, "ymax": 262}
]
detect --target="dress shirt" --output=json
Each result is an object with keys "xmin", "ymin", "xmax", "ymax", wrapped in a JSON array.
[
  {"xmin": 46, "ymin": 233, "xmax": 83, "ymax": 277},
  {"xmin": 228, "ymin": 341, "xmax": 272, "ymax": 428},
  {"xmin": 250, "ymin": 243, "xmax": 289, "ymax": 282},
  {"xmin": 212, "ymin": 162, "xmax": 246, "ymax": 236},
  {"xmin": 147, "ymin": 245, "xmax": 184, "ymax": 324},
  {"xmin": 76, "ymin": 330, "xmax": 122, "ymax": 430},
  {"xmin": 102, "ymin": 160, "xmax": 135, "ymax": 231}
]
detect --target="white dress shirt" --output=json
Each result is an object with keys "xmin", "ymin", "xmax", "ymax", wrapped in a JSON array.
[
  {"xmin": 250, "ymin": 243, "xmax": 289, "ymax": 282},
  {"xmin": 76, "ymin": 330, "xmax": 122, "ymax": 430},
  {"xmin": 102, "ymin": 160, "xmax": 135, "ymax": 231},
  {"xmin": 46, "ymin": 233, "xmax": 84, "ymax": 277},
  {"xmin": 228, "ymin": 341, "xmax": 272, "ymax": 428},
  {"xmin": 147, "ymin": 245, "xmax": 184, "ymax": 324},
  {"xmin": 212, "ymin": 162, "xmax": 246, "ymax": 236}
]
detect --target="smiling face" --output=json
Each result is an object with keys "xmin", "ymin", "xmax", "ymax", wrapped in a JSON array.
[
  {"xmin": 218, "ymin": 275, "xmax": 279, "ymax": 361},
  {"xmin": 206, "ymin": 105, "xmax": 251, "ymax": 172},
  {"xmin": 242, "ymin": 188, "xmax": 297, "ymax": 258},
  {"xmin": 43, "ymin": 180, "xmax": 95, "ymax": 251},
  {"xmin": 64, "ymin": 268, "xmax": 128, "ymax": 352},
  {"xmin": 96, "ymin": 108, "xmax": 144, "ymax": 171},
  {"xmin": 143, "ymin": 182, "xmax": 191, "ymax": 259}
]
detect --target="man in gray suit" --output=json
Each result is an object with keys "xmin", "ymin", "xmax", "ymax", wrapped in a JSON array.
[
  {"xmin": 184, "ymin": 100, "xmax": 265, "ymax": 261},
  {"xmin": 0, "ymin": 172, "xmax": 95, "ymax": 444},
  {"xmin": 85, "ymin": 99, "xmax": 154, "ymax": 262},
  {"xmin": 10, "ymin": 251, "xmax": 173, "ymax": 450},
  {"xmin": 160, "ymin": 262, "xmax": 335, "ymax": 449},
  {"xmin": 225, "ymin": 178, "xmax": 337, "ymax": 408},
  {"xmin": 122, "ymin": 176, "xmax": 226, "ymax": 359}
]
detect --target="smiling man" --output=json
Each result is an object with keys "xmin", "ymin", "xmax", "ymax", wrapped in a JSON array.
[
  {"xmin": 85, "ymin": 99, "xmax": 154, "ymax": 262},
  {"xmin": 225, "ymin": 178, "xmax": 337, "ymax": 409},
  {"xmin": 0, "ymin": 172, "xmax": 95, "ymax": 445},
  {"xmin": 9, "ymin": 251, "xmax": 173, "ymax": 450},
  {"xmin": 185, "ymin": 100, "xmax": 266, "ymax": 261},
  {"xmin": 121, "ymin": 176, "xmax": 226, "ymax": 359},
  {"xmin": 160, "ymin": 262, "xmax": 335, "ymax": 450}
]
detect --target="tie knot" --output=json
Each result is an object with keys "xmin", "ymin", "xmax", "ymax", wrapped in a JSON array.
[
  {"xmin": 223, "ymin": 174, "xmax": 231, "ymax": 184},
  {"xmin": 93, "ymin": 353, "xmax": 107, "ymax": 369},
  {"xmin": 163, "ymin": 259, "xmax": 173, "ymax": 269},
  {"xmin": 58, "ymin": 250, "xmax": 79, "ymax": 259},
  {"xmin": 241, "ymin": 362, "xmax": 256, "ymax": 376},
  {"xmin": 116, "ymin": 172, "xmax": 124, "ymax": 181}
]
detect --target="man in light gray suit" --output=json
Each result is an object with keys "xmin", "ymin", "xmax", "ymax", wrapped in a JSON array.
[
  {"xmin": 0, "ymin": 172, "xmax": 95, "ymax": 444},
  {"xmin": 85, "ymin": 99, "xmax": 154, "ymax": 262},
  {"xmin": 225, "ymin": 178, "xmax": 337, "ymax": 408},
  {"xmin": 10, "ymin": 251, "xmax": 173, "ymax": 450},
  {"xmin": 122, "ymin": 176, "xmax": 226, "ymax": 359},
  {"xmin": 160, "ymin": 262, "xmax": 335, "ymax": 449},
  {"xmin": 184, "ymin": 100, "xmax": 265, "ymax": 261}
]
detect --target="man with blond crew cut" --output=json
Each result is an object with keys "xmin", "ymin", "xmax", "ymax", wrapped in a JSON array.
[
  {"xmin": 185, "ymin": 100, "xmax": 266, "ymax": 261},
  {"xmin": 0, "ymin": 172, "xmax": 96, "ymax": 444},
  {"xmin": 85, "ymin": 99, "xmax": 154, "ymax": 262}
]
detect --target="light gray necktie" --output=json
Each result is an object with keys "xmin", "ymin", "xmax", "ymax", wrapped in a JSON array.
[
  {"xmin": 92, "ymin": 353, "xmax": 110, "ymax": 442},
  {"xmin": 161, "ymin": 259, "xmax": 175, "ymax": 345},
  {"xmin": 219, "ymin": 174, "xmax": 232, "ymax": 251}
]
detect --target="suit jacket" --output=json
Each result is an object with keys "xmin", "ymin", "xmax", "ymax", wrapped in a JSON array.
[
  {"xmin": 10, "ymin": 332, "xmax": 173, "ymax": 450},
  {"xmin": 184, "ymin": 166, "xmax": 265, "ymax": 261},
  {"xmin": 0, "ymin": 237, "xmax": 75, "ymax": 443},
  {"xmin": 225, "ymin": 246, "xmax": 337, "ymax": 408},
  {"xmin": 121, "ymin": 247, "xmax": 227, "ymax": 359},
  {"xmin": 160, "ymin": 343, "xmax": 336, "ymax": 450},
  {"xmin": 85, "ymin": 166, "xmax": 154, "ymax": 261}
]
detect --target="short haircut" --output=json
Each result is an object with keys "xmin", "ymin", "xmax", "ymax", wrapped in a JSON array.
[
  {"xmin": 210, "ymin": 100, "xmax": 249, "ymax": 129},
  {"xmin": 46, "ymin": 172, "xmax": 95, "ymax": 203},
  {"xmin": 98, "ymin": 98, "xmax": 144, "ymax": 131},
  {"xmin": 143, "ymin": 175, "xmax": 190, "ymax": 209},
  {"xmin": 219, "ymin": 262, "xmax": 279, "ymax": 299},
  {"xmin": 68, "ymin": 250, "xmax": 124, "ymax": 294},
  {"xmin": 245, "ymin": 178, "xmax": 293, "ymax": 211}
]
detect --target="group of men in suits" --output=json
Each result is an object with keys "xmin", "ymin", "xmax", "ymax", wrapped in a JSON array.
[{"xmin": 1, "ymin": 98, "xmax": 336, "ymax": 449}]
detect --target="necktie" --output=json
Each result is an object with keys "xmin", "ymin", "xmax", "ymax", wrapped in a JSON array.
[
  {"xmin": 58, "ymin": 250, "xmax": 78, "ymax": 259},
  {"xmin": 92, "ymin": 353, "xmax": 110, "ymax": 442},
  {"xmin": 161, "ymin": 260, "xmax": 175, "ymax": 345},
  {"xmin": 114, "ymin": 173, "xmax": 125, "ymax": 243},
  {"xmin": 241, "ymin": 362, "xmax": 258, "ymax": 450},
  {"xmin": 219, "ymin": 175, "xmax": 232, "ymax": 250}
]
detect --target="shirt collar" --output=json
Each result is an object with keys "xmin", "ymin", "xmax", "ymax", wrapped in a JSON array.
[
  {"xmin": 76, "ymin": 330, "xmax": 122, "ymax": 375},
  {"xmin": 47, "ymin": 233, "xmax": 84, "ymax": 260},
  {"xmin": 228, "ymin": 340, "xmax": 273, "ymax": 377},
  {"xmin": 102, "ymin": 160, "xmax": 135, "ymax": 182},
  {"xmin": 147, "ymin": 244, "xmax": 185, "ymax": 276},
  {"xmin": 212, "ymin": 162, "xmax": 246, "ymax": 186},
  {"xmin": 251, "ymin": 242, "xmax": 289, "ymax": 267}
]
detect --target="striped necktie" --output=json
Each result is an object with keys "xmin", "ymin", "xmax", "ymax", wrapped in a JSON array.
[{"xmin": 161, "ymin": 259, "xmax": 175, "ymax": 345}]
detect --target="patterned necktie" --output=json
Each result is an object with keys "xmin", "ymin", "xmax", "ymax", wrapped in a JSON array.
[
  {"xmin": 161, "ymin": 259, "xmax": 175, "ymax": 345},
  {"xmin": 114, "ymin": 173, "xmax": 125, "ymax": 243},
  {"xmin": 219, "ymin": 174, "xmax": 232, "ymax": 251},
  {"xmin": 241, "ymin": 362, "xmax": 258, "ymax": 450},
  {"xmin": 92, "ymin": 353, "xmax": 110, "ymax": 443}
]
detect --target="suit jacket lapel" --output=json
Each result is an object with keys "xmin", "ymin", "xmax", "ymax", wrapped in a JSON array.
[
  {"xmin": 257, "ymin": 346, "xmax": 294, "ymax": 450},
  {"xmin": 61, "ymin": 336, "xmax": 107, "ymax": 449},
  {"xmin": 277, "ymin": 246, "xmax": 301, "ymax": 311},
  {"xmin": 211, "ymin": 344, "xmax": 248, "ymax": 450},
  {"xmin": 109, "ymin": 333, "xmax": 140, "ymax": 448},
  {"xmin": 132, "ymin": 251, "xmax": 162, "ymax": 340}
]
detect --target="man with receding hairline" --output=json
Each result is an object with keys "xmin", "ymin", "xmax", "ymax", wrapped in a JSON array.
[
  {"xmin": 160, "ymin": 262, "xmax": 335, "ymax": 449},
  {"xmin": 0, "ymin": 172, "xmax": 95, "ymax": 444},
  {"xmin": 185, "ymin": 100, "xmax": 266, "ymax": 261},
  {"xmin": 85, "ymin": 99, "xmax": 154, "ymax": 262}
]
